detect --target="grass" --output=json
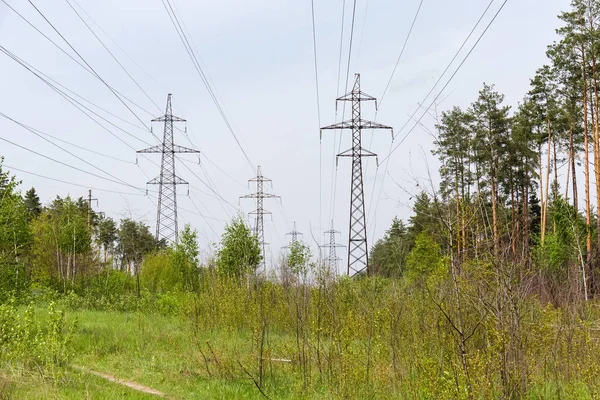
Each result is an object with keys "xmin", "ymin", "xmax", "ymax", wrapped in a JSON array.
[
  {"xmin": 64, "ymin": 309, "xmax": 304, "ymax": 399},
  {"xmin": 4, "ymin": 280, "xmax": 600, "ymax": 399}
]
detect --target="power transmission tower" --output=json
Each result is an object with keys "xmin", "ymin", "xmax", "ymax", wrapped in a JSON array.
[
  {"xmin": 321, "ymin": 74, "xmax": 393, "ymax": 276},
  {"xmin": 240, "ymin": 165, "xmax": 280, "ymax": 273},
  {"xmin": 321, "ymin": 220, "xmax": 345, "ymax": 275},
  {"xmin": 137, "ymin": 94, "xmax": 199, "ymax": 245},
  {"xmin": 283, "ymin": 221, "xmax": 303, "ymax": 249},
  {"xmin": 86, "ymin": 189, "xmax": 98, "ymax": 228}
]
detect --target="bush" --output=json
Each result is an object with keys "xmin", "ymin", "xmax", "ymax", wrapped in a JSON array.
[{"xmin": 0, "ymin": 300, "xmax": 75, "ymax": 381}]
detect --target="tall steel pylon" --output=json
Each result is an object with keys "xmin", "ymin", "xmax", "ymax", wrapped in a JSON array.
[
  {"xmin": 137, "ymin": 94, "xmax": 199, "ymax": 245},
  {"xmin": 240, "ymin": 165, "xmax": 280, "ymax": 272},
  {"xmin": 321, "ymin": 220, "xmax": 345, "ymax": 275},
  {"xmin": 283, "ymin": 221, "xmax": 303, "ymax": 249},
  {"xmin": 321, "ymin": 74, "xmax": 393, "ymax": 276}
]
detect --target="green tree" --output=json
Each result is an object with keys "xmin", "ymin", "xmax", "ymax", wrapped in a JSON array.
[
  {"xmin": 97, "ymin": 215, "xmax": 117, "ymax": 265},
  {"xmin": 470, "ymin": 83, "xmax": 512, "ymax": 254},
  {"xmin": 0, "ymin": 163, "xmax": 32, "ymax": 297},
  {"xmin": 23, "ymin": 187, "xmax": 42, "ymax": 220},
  {"xmin": 405, "ymin": 232, "xmax": 446, "ymax": 282},
  {"xmin": 116, "ymin": 219, "xmax": 155, "ymax": 275},
  {"xmin": 286, "ymin": 240, "xmax": 312, "ymax": 277},
  {"xmin": 216, "ymin": 215, "xmax": 261, "ymax": 278},
  {"xmin": 173, "ymin": 224, "xmax": 200, "ymax": 291},
  {"xmin": 371, "ymin": 217, "xmax": 411, "ymax": 277}
]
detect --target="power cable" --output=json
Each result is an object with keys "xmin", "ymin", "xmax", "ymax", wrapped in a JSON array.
[
  {"xmin": 63, "ymin": 0, "xmax": 163, "ymax": 113},
  {"xmin": 368, "ymin": 0, "xmax": 508, "ymax": 234},
  {"xmin": 310, "ymin": 0, "xmax": 323, "ymax": 242},
  {"xmin": 160, "ymin": 0, "xmax": 255, "ymax": 171},
  {"xmin": 26, "ymin": 0, "xmax": 154, "ymax": 130},
  {"xmin": 379, "ymin": 0, "xmax": 425, "ymax": 107},
  {"xmin": 0, "ymin": 135, "xmax": 147, "ymax": 192},
  {"xmin": 0, "ymin": 46, "xmax": 153, "ymax": 148},
  {"xmin": 0, "ymin": 0, "xmax": 154, "ymax": 119},
  {"xmin": 1, "ymin": 113, "xmax": 134, "ymax": 164},
  {"xmin": 3, "ymin": 164, "xmax": 147, "ymax": 196}
]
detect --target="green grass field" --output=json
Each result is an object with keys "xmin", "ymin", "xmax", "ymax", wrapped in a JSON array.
[{"xmin": 4, "ymin": 280, "xmax": 600, "ymax": 399}]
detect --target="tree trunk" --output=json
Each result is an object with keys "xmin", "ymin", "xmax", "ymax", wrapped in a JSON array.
[
  {"xmin": 570, "ymin": 122, "xmax": 578, "ymax": 211},
  {"xmin": 582, "ymin": 42, "xmax": 592, "ymax": 287},
  {"xmin": 491, "ymin": 175, "xmax": 499, "ymax": 256},
  {"xmin": 541, "ymin": 125, "xmax": 552, "ymax": 245}
]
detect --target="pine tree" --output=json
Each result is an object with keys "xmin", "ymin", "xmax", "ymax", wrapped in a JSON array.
[
  {"xmin": 470, "ymin": 84, "xmax": 511, "ymax": 255},
  {"xmin": 434, "ymin": 107, "xmax": 474, "ymax": 258},
  {"xmin": 23, "ymin": 187, "xmax": 42, "ymax": 219}
]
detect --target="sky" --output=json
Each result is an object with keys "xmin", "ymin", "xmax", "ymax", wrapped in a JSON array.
[{"xmin": 0, "ymin": 0, "xmax": 569, "ymax": 273}]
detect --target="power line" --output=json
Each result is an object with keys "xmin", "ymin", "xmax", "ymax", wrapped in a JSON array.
[
  {"xmin": 1, "ymin": 112, "xmax": 143, "ymax": 190},
  {"xmin": 0, "ymin": 46, "xmax": 153, "ymax": 148},
  {"xmin": 178, "ymin": 157, "xmax": 239, "ymax": 213},
  {"xmin": 40, "ymin": 0, "xmax": 240, "ymax": 213},
  {"xmin": 0, "ymin": 135, "xmax": 147, "ymax": 192},
  {"xmin": 343, "ymin": 0, "xmax": 358, "ymax": 98},
  {"xmin": 0, "ymin": 45, "xmax": 162, "ymax": 180},
  {"xmin": 362, "ymin": 0, "xmax": 427, "ymax": 212},
  {"xmin": 310, "ymin": 0, "xmax": 322, "ymax": 128},
  {"xmin": 63, "ymin": 0, "xmax": 163, "ymax": 113},
  {"xmin": 0, "ymin": 0, "xmax": 154, "ymax": 119},
  {"xmin": 379, "ymin": 0, "xmax": 425, "ymax": 106},
  {"xmin": 3, "ymin": 164, "xmax": 147, "ymax": 196},
  {"xmin": 327, "ymin": 0, "xmax": 358, "ymax": 229},
  {"xmin": 26, "ymin": 0, "xmax": 153, "ymax": 131},
  {"xmin": 354, "ymin": 0, "xmax": 371, "ymax": 71},
  {"xmin": 368, "ymin": 0, "xmax": 508, "ymax": 235},
  {"xmin": 160, "ymin": 0, "xmax": 255, "ymax": 171},
  {"xmin": 310, "ymin": 0, "xmax": 323, "ymax": 242},
  {"xmin": 383, "ymin": 0, "xmax": 507, "ymax": 163},
  {"xmin": 69, "ymin": 0, "xmax": 167, "ymax": 93},
  {"xmin": 0, "ymin": 112, "xmax": 134, "ymax": 165}
]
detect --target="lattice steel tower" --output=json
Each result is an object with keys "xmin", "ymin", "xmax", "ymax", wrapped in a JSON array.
[
  {"xmin": 321, "ymin": 74, "xmax": 393, "ymax": 276},
  {"xmin": 284, "ymin": 221, "xmax": 303, "ymax": 249},
  {"xmin": 321, "ymin": 220, "xmax": 345, "ymax": 275},
  {"xmin": 137, "ymin": 94, "xmax": 199, "ymax": 244},
  {"xmin": 240, "ymin": 166, "xmax": 280, "ymax": 272}
]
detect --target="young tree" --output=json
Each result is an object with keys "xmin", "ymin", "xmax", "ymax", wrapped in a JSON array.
[
  {"xmin": 173, "ymin": 224, "xmax": 200, "ymax": 291},
  {"xmin": 0, "ymin": 163, "xmax": 32, "ymax": 295},
  {"xmin": 286, "ymin": 240, "xmax": 312, "ymax": 277},
  {"xmin": 216, "ymin": 215, "xmax": 261, "ymax": 278}
]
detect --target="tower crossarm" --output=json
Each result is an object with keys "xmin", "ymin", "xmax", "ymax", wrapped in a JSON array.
[
  {"xmin": 336, "ymin": 148, "xmax": 378, "ymax": 158},
  {"xmin": 248, "ymin": 209, "xmax": 273, "ymax": 215},
  {"xmin": 152, "ymin": 115, "xmax": 186, "ymax": 123},
  {"xmin": 146, "ymin": 175, "xmax": 189, "ymax": 185},
  {"xmin": 240, "ymin": 193, "xmax": 280, "ymax": 199},
  {"xmin": 321, "ymin": 119, "xmax": 393, "ymax": 132},
  {"xmin": 138, "ymin": 144, "xmax": 199, "ymax": 154},
  {"xmin": 336, "ymin": 91, "xmax": 378, "ymax": 103}
]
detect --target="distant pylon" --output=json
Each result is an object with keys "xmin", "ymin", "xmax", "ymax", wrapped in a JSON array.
[
  {"xmin": 137, "ymin": 94, "xmax": 199, "ymax": 245},
  {"xmin": 321, "ymin": 74, "xmax": 393, "ymax": 276},
  {"xmin": 85, "ymin": 189, "xmax": 98, "ymax": 228},
  {"xmin": 321, "ymin": 220, "xmax": 345, "ymax": 275},
  {"xmin": 283, "ymin": 221, "xmax": 303, "ymax": 249},
  {"xmin": 240, "ymin": 165, "xmax": 280, "ymax": 272}
]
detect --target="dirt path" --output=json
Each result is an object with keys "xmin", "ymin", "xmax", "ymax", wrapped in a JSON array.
[{"xmin": 73, "ymin": 365, "xmax": 168, "ymax": 398}]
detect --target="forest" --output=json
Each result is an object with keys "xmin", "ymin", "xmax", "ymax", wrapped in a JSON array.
[{"xmin": 2, "ymin": 0, "xmax": 600, "ymax": 399}]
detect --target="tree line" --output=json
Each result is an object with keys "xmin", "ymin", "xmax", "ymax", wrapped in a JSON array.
[{"xmin": 371, "ymin": 0, "xmax": 600, "ymax": 303}]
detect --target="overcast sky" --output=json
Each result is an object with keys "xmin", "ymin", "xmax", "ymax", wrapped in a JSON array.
[{"xmin": 0, "ymin": 0, "xmax": 568, "ymax": 272}]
